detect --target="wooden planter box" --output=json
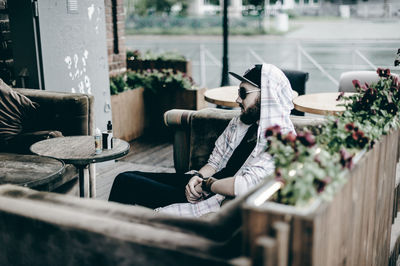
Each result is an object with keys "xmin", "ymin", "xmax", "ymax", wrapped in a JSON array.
[
  {"xmin": 111, "ymin": 88, "xmax": 146, "ymax": 142},
  {"xmin": 111, "ymin": 87, "xmax": 206, "ymax": 142},
  {"xmin": 126, "ymin": 59, "xmax": 192, "ymax": 77},
  {"xmin": 243, "ymin": 130, "xmax": 400, "ymax": 266}
]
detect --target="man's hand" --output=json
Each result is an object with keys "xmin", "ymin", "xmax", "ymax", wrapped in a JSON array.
[{"xmin": 185, "ymin": 175, "xmax": 203, "ymax": 203}]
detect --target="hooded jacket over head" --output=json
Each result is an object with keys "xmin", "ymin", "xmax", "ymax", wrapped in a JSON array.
[{"xmin": 157, "ymin": 63, "xmax": 295, "ymax": 217}]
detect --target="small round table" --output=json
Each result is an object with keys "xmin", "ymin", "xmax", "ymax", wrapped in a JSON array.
[
  {"xmin": 293, "ymin": 92, "xmax": 355, "ymax": 115},
  {"xmin": 0, "ymin": 153, "xmax": 65, "ymax": 190},
  {"xmin": 204, "ymin": 86, "xmax": 299, "ymax": 108},
  {"xmin": 31, "ymin": 136, "xmax": 130, "ymax": 198}
]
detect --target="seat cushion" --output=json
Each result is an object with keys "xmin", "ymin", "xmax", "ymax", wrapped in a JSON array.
[
  {"xmin": 3, "ymin": 130, "xmax": 63, "ymax": 154},
  {"xmin": 0, "ymin": 79, "xmax": 38, "ymax": 149}
]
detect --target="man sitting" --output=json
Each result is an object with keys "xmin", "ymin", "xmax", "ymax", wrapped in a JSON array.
[{"xmin": 109, "ymin": 63, "xmax": 295, "ymax": 217}]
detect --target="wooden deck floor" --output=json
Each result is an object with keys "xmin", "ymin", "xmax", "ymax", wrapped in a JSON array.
[{"xmin": 95, "ymin": 137, "xmax": 175, "ymax": 200}]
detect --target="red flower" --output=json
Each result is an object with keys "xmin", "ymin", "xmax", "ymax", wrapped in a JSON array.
[
  {"xmin": 345, "ymin": 122, "xmax": 355, "ymax": 131},
  {"xmin": 265, "ymin": 125, "xmax": 281, "ymax": 138},
  {"xmin": 284, "ymin": 132, "xmax": 297, "ymax": 144},
  {"xmin": 275, "ymin": 169, "xmax": 285, "ymax": 184},
  {"xmin": 351, "ymin": 130, "xmax": 364, "ymax": 141},
  {"xmin": 376, "ymin": 68, "xmax": 391, "ymax": 78},
  {"xmin": 390, "ymin": 76, "xmax": 399, "ymax": 90},
  {"xmin": 336, "ymin": 91, "xmax": 345, "ymax": 101},
  {"xmin": 361, "ymin": 82, "xmax": 369, "ymax": 91},
  {"xmin": 339, "ymin": 149, "xmax": 353, "ymax": 169},
  {"xmin": 348, "ymin": 129, "xmax": 369, "ymax": 149},
  {"xmin": 297, "ymin": 132, "xmax": 316, "ymax": 147},
  {"xmin": 313, "ymin": 177, "xmax": 331, "ymax": 193},
  {"xmin": 385, "ymin": 102, "xmax": 398, "ymax": 115},
  {"xmin": 352, "ymin": 80, "xmax": 361, "ymax": 89}
]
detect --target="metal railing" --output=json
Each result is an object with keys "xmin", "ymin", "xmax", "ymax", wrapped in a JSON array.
[{"xmin": 193, "ymin": 40, "xmax": 398, "ymax": 89}]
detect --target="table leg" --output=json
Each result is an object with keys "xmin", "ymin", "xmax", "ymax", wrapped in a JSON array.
[
  {"xmin": 89, "ymin": 164, "xmax": 96, "ymax": 198},
  {"xmin": 77, "ymin": 165, "xmax": 90, "ymax": 198}
]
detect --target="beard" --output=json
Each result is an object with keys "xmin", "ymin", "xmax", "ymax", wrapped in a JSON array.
[{"xmin": 240, "ymin": 98, "xmax": 261, "ymax": 125}]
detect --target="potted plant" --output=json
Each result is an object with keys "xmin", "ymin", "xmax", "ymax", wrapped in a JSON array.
[
  {"xmin": 110, "ymin": 69, "xmax": 206, "ymax": 141},
  {"xmin": 126, "ymin": 50, "xmax": 192, "ymax": 77},
  {"xmin": 243, "ymin": 64, "xmax": 400, "ymax": 265}
]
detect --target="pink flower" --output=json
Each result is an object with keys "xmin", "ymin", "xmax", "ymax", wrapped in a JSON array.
[
  {"xmin": 336, "ymin": 91, "xmax": 345, "ymax": 101},
  {"xmin": 296, "ymin": 132, "xmax": 316, "ymax": 147},
  {"xmin": 376, "ymin": 68, "xmax": 391, "ymax": 78},
  {"xmin": 265, "ymin": 125, "xmax": 281, "ymax": 138},
  {"xmin": 313, "ymin": 177, "xmax": 331, "ymax": 193},
  {"xmin": 352, "ymin": 80, "xmax": 361, "ymax": 89},
  {"xmin": 275, "ymin": 169, "xmax": 285, "ymax": 184},
  {"xmin": 339, "ymin": 149, "xmax": 353, "ymax": 169},
  {"xmin": 345, "ymin": 122, "xmax": 355, "ymax": 132},
  {"xmin": 314, "ymin": 155, "xmax": 322, "ymax": 166},
  {"xmin": 284, "ymin": 132, "xmax": 297, "ymax": 144}
]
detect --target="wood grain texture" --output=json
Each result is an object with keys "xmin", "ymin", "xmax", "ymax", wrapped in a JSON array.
[
  {"xmin": 0, "ymin": 153, "xmax": 64, "ymax": 188},
  {"xmin": 111, "ymin": 88, "xmax": 146, "ymax": 141},
  {"xmin": 30, "ymin": 136, "xmax": 130, "ymax": 165}
]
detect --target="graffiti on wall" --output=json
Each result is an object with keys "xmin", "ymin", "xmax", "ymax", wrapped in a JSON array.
[
  {"xmin": 88, "ymin": 3, "xmax": 102, "ymax": 34},
  {"xmin": 64, "ymin": 49, "xmax": 92, "ymax": 95}
]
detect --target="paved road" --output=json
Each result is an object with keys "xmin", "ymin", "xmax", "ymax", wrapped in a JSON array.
[
  {"xmin": 287, "ymin": 18, "xmax": 400, "ymax": 40},
  {"xmin": 126, "ymin": 18, "xmax": 400, "ymax": 93}
]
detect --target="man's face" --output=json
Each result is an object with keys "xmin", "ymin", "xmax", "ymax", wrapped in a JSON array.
[{"xmin": 236, "ymin": 82, "xmax": 261, "ymax": 125}]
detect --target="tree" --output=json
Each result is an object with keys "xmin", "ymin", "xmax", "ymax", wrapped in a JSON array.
[
  {"xmin": 243, "ymin": 0, "xmax": 264, "ymax": 6},
  {"xmin": 134, "ymin": 0, "xmax": 189, "ymax": 16}
]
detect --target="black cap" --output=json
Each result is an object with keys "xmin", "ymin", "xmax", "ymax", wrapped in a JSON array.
[{"xmin": 229, "ymin": 64, "xmax": 262, "ymax": 88}]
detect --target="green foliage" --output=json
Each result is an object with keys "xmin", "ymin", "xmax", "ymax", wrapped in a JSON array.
[
  {"xmin": 134, "ymin": 0, "xmax": 188, "ymax": 16},
  {"xmin": 267, "ymin": 67, "xmax": 400, "ymax": 207},
  {"xmin": 127, "ymin": 50, "xmax": 186, "ymax": 61},
  {"xmin": 110, "ymin": 75, "xmax": 129, "ymax": 95},
  {"xmin": 318, "ymin": 70, "xmax": 400, "ymax": 154},
  {"xmin": 110, "ymin": 69, "xmax": 195, "ymax": 95},
  {"xmin": 125, "ymin": 16, "xmax": 268, "ymax": 35}
]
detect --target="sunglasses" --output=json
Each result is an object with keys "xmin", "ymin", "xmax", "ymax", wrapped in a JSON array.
[{"xmin": 238, "ymin": 87, "xmax": 261, "ymax": 100}]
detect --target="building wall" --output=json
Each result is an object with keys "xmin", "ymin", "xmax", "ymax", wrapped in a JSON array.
[
  {"xmin": 0, "ymin": 0, "xmax": 126, "ymax": 86},
  {"xmin": 0, "ymin": 0, "xmax": 14, "ymax": 85},
  {"xmin": 104, "ymin": 0, "xmax": 126, "ymax": 77}
]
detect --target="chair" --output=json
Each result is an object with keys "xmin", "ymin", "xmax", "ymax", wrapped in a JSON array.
[
  {"xmin": 338, "ymin": 70, "xmax": 400, "ymax": 93},
  {"xmin": 338, "ymin": 71, "xmax": 380, "ymax": 92},
  {"xmin": 0, "ymin": 108, "xmax": 325, "ymax": 265},
  {"xmin": 282, "ymin": 69, "xmax": 309, "ymax": 116},
  {"xmin": 2, "ymin": 88, "xmax": 94, "ymax": 194}
]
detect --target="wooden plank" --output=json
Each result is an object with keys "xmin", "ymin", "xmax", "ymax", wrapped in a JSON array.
[
  {"xmin": 255, "ymin": 236, "xmax": 277, "ymax": 266},
  {"xmin": 111, "ymin": 88, "xmax": 146, "ymax": 142},
  {"xmin": 243, "ymin": 130, "xmax": 400, "ymax": 266}
]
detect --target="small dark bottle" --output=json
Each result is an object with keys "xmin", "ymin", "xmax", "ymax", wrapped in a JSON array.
[{"xmin": 103, "ymin": 120, "xmax": 114, "ymax": 149}]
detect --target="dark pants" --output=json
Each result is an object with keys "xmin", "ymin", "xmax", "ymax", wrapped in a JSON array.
[{"xmin": 108, "ymin": 171, "xmax": 192, "ymax": 208}]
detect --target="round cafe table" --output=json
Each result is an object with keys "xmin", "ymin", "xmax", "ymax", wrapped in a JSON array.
[
  {"xmin": 0, "ymin": 153, "xmax": 65, "ymax": 190},
  {"xmin": 293, "ymin": 92, "xmax": 355, "ymax": 115},
  {"xmin": 31, "ymin": 136, "xmax": 130, "ymax": 198},
  {"xmin": 204, "ymin": 86, "xmax": 299, "ymax": 108}
]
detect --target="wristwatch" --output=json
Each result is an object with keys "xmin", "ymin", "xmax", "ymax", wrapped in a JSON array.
[{"xmin": 201, "ymin": 177, "xmax": 217, "ymax": 193}]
